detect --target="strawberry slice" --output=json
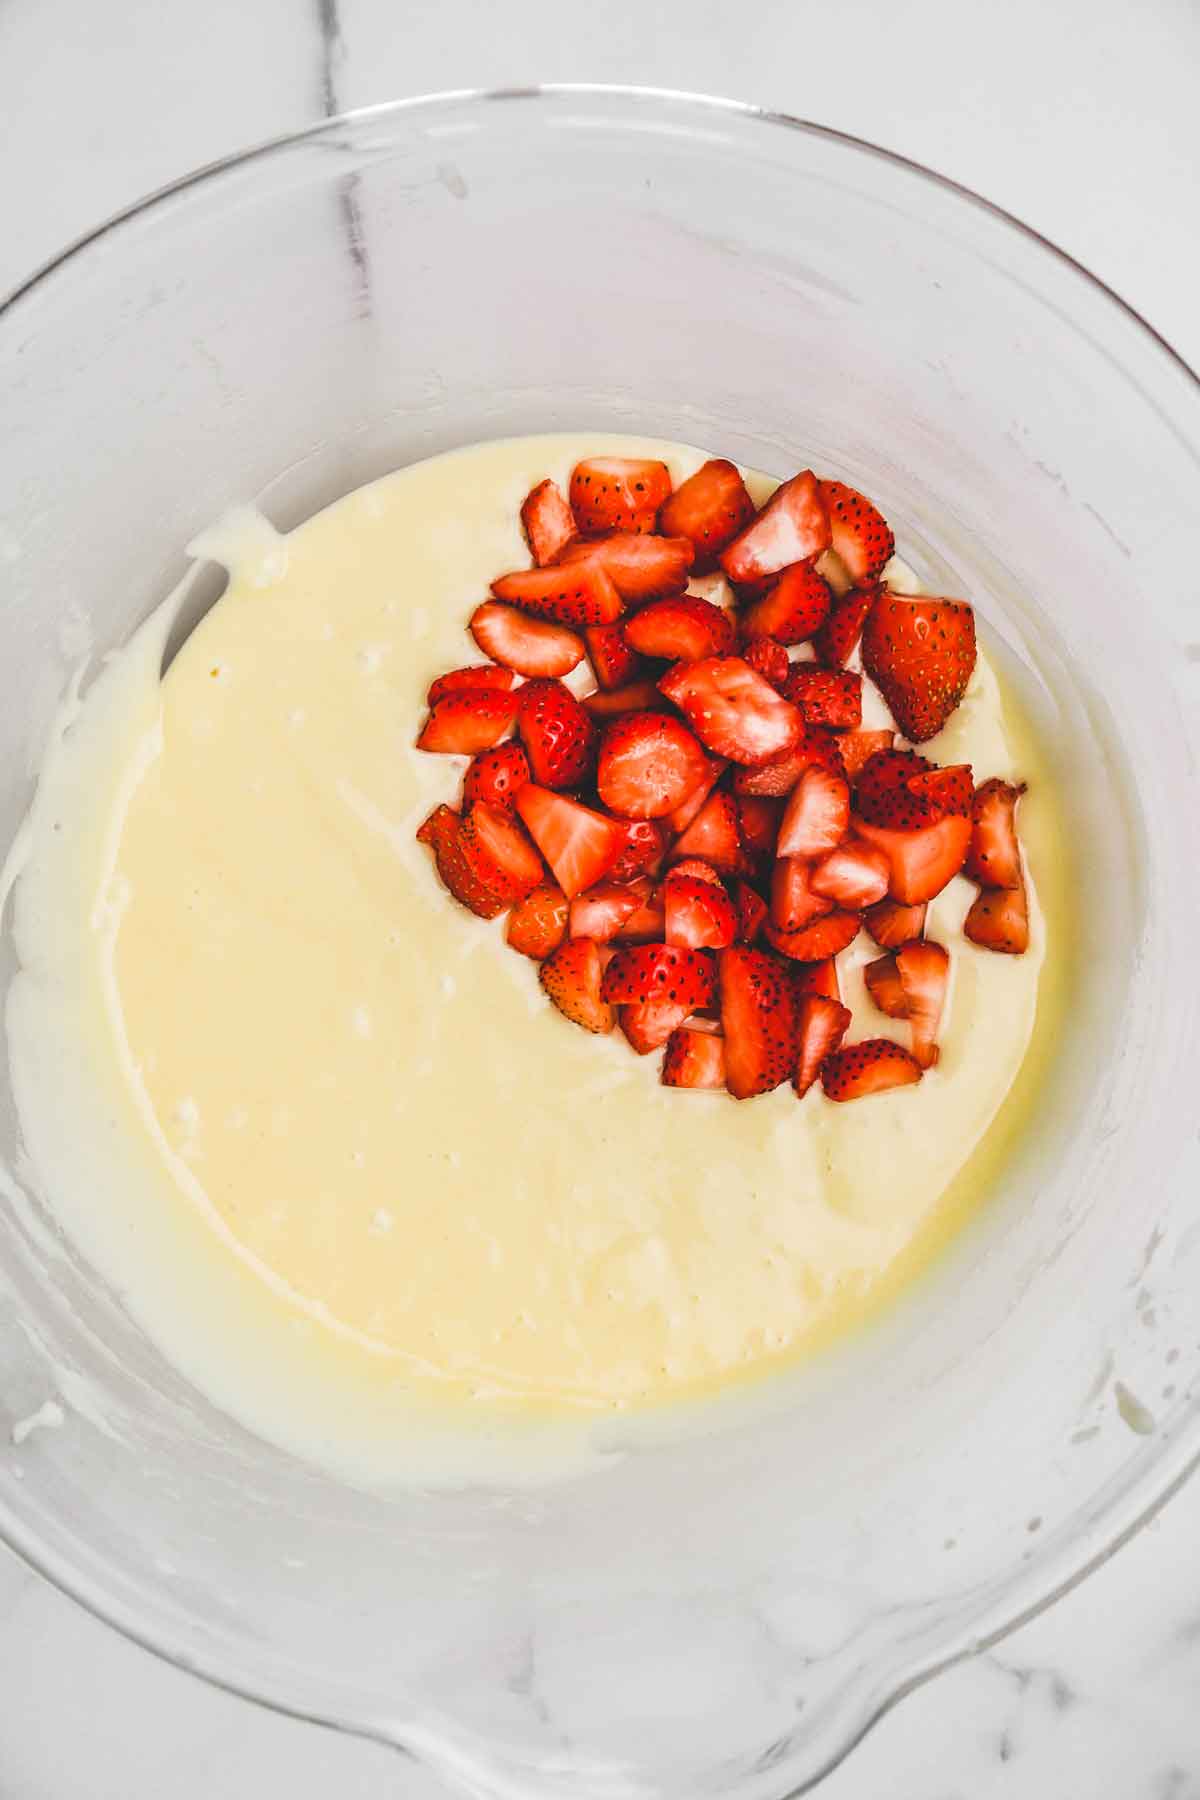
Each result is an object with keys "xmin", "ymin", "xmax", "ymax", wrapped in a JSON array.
[
  {"xmin": 556, "ymin": 533, "xmax": 693, "ymax": 601},
  {"xmin": 812, "ymin": 584, "xmax": 877, "ymax": 668},
  {"xmin": 852, "ymin": 813, "xmax": 972, "ymax": 904},
  {"xmin": 582, "ymin": 680, "xmax": 663, "ymax": 718},
  {"xmin": 720, "ymin": 471, "xmax": 831, "ymax": 585},
  {"xmin": 470, "ymin": 602, "xmax": 584, "ymax": 679},
  {"xmin": 736, "ymin": 795, "xmax": 782, "ymax": 858},
  {"xmin": 776, "ymin": 766, "xmax": 850, "ymax": 858},
  {"xmin": 822, "ymin": 1038, "xmax": 923, "ymax": 1102},
  {"xmin": 861, "ymin": 592, "xmax": 978, "ymax": 743},
  {"xmin": 740, "ymin": 562, "xmax": 832, "ymax": 644},
  {"xmin": 427, "ymin": 665, "xmax": 516, "ymax": 706},
  {"xmin": 662, "ymin": 1026, "xmax": 727, "ymax": 1089},
  {"xmin": 856, "ymin": 749, "xmax": 936, "ymax": 829},
  {"xmin": 783, "ymin": 665, "xmax": 862, "ymax": 729},
  {"xmin": 895, "ymin": 939, "xmax": 950, "ymax": 1069},
  {"xmin": 539, "ymin": 938, "xmax": 615, "ymax": 1034},
  {"xmin": 837, "ymin": 728, "xmax": 895, "ymax": 781},
  {"xmin": 817, "ymin": 481, "xmax": 895, "ymax": 585},
  {"xmin": 570, "ymin": 877, "xmax": 653, "ymax": 943},
  {"xmin": 514, "ymin": 785, "xmax": 625, "ymax": 898},
  {"xmin": 419, "ymin": 805, "xmax": 507, "ymax": 920},
  {"xmin": 794, "ymin": 995, "xmax": 852, "ymax": 1097},
  {"xmin": 601, "ymin": 945, "xmax": 716, "ymax": 1008},
  {"xmin": 863, "ymin": 897, "xmax": 927, "ymax": 948},
  {"xmin": 417, "ymin": 688, "xmax": 518, "ymax": 754},
  {"xmin": 659, "ymin": 656, "xmax": 805, "ymax": 766},
  {"xmin": 614, "ymin": 893, "xmax": 666, "ymax": 942},
  {"xmin": 462, "ymin": 742, "xmax": 531, "ymax": 814},
  {"xmin": 742, "ymin": 635, "xmax": 790, "ymax": 691},
  {"xmin": 458, "ymin": 801, "xmax": 544, "ymax": 903},
  {"xmin": 517, "ymin": 679, "xmax": 596, "ymax": 789},
  {"xmin": 669, "ymin": 789, "xmax": 745, "ymax": 875},
  {"xmin": 608, "ymin": 816, "xmax": 668, "ymax": 883},
  {"xmin": 624, "ymin": 595, "xmax": 736, "ymax": 662},
  {"xmin": 733, "ymin": 880, "xmax": 768, "ymax": 944},
  {"xmin": 520, "ymin": 478, "xmax": 576, "ymax": 566},
  {"xmin": 658, "ymin": 458, "xmax": 754, "ymax": 572},
  {"xmin": 765, "ymin": 909, "xmax": 860, "ymax": 962},
  {"xmin": 863, "ymin": 952, "xmax": 908, "ymax": 1018},
  {"xmin": 569, "ymin": 457, "xmax": 672, "ymax": 536},
  {"xmin": 907, "ymin": 763, "xmax": 974, "ymax": 818},
  {"xmin": 663, "ymin": 872, "xmax": 737, "ymax": 949},
  {"xmin": 669, "ymin": 857, "xmax": 722, "ymax": 884},
  {"xmin": 964, "ymin": 777, "xmax": 1025, "ymax": 888},
  {"xmin": 621, "ymin": 998, "xmax": 691, "ymax": 1055},
  {"xmin": 596, "ymin": 710, "xmax": 711, "ymax": 820},
  {"xmin": 665, "ymin": 756, "xmax": 726, "ymax": 836},
  {"xmin": 491, "ymin": 561, "xmax": 624, "ymax": 626},
  {"xmin": 771, "ymin": 856, "xmax": 833, "ymax": 932},
  {"xmin": 809, "ymin": 837, "xmax": 890, "ymax": 908},
  {"xmin": 506, "ymin": 883, "xmax": 569, "ymax": 960},
  {"xmin": 583, "ymin": 622, "xmax": 643, "ymax": 691},
  {"xmin": 718, "ymin": 946, "xmax": 799, "ymax": 1098},
  {"xmin": 731, "ymin": 725, "xmax": 844, "ymax": 796},
  {"xmin": 794, "ymin": 957, "xmax": 841, "ymax": 1001},
  {"xmin": 964, "ymin": 882, "xmax": 1030, "ymax": 954}
]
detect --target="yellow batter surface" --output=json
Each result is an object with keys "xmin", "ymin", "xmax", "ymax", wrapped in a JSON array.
[{"xmin": 6, "ymin": 435, "xmax": 1063, "ymax": 1481}]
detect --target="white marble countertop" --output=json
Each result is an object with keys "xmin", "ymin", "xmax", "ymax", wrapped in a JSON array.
[{"xmin": 1, "ymin": 1, "xmax": 1198, "ymax": 1795}]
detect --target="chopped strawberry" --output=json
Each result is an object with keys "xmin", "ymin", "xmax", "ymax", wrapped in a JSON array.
[
  {"xmin": 427, "ymin": 665, "xmax": 516, "ymax": 706},
  {"xmin": 964, "ymin": 777, "xmax": 1025, "ymax": 888},
  {"xmin": 514, "ymin": 785, "xmax": 625, "ymax": 898},
  {"xmin": 793, "ymin": 995, "xmax": 852, "ymax": 1097},
  {"xmin": 733, "ymin": 880, "xmax": 768, "ymax": 944},
  {"xmin": 596, "ymin": 710, "xmax": 711, "ymax": 820},
  {"xmin": 621, "ymin": 998, "xmax": 692, "ymax": 1055},
  {"xmin": 776, "ymin": 765, "xmax": 850, "ymax": 858},
  {"xmin": 852, "ymin": 813, "xmax": 972, "ymax": 904},
  {"xmin": 583, "ymin": 622, "xmax": 642, "ymax": 691},
  {"xmin": 669, "ymin": 789, "xmax": 745, "ymax": 875},
  {"xmin": 601, "ymin": 945, "xmax": 716, "ymax": 1008},
  {"xmin": 817, "ymin": 481, "xmax": 895, "ymax": 585},
  {"xmin": 506, "ymin": 883, "xmax": 569, "ymax": 960},
  {"xmin": 821, "ymin": 1037, "xmax": 923, "ymax": 1102},
  {"xmin": 718, "ymin": 946, "xmax": 799, "ymax": 1098},
  {"xmin": 669, "ymin": 857, "xmax": 722, "ymax": 884},
  {"xmin": 458, "ymin": 801, "xmax": 544, "ymax": 903},
  {"xmin": 520, "ymin": 478, "xmax": 576, "ymax": 566},
  {"xmin": 661, "ymin": 1026, "xmax": 727, "ymax": 1089},
  {"xmin": 895, "ymin": 939, "xmax": 949, "ymax": 1068},
  {"xmin": 658, "ymin": 458, "xmax": 754, "ymax": 572},
  {"xmin": 794, "ymin": 957, "xmax": 841, "ymax": 1001},
  {"xmin": 856, "ymin": 748, "xmax": 936, "ymax": 829},
  {"xmin": 740, "ymin": 562, "xmax": 833, "ymax": 644},
  {"xmin": 907, "ymin": 763, "xmax": 974, "ymax": 818},
  {"xmin": 964, "ymin": 882, "xmax": 1030, "ymax": 954},
  {"xmin": 418, "ymin": 805, "xmax": 507, "ymax": 919},
  {"xmin": 539, "ymin": 938, "xmax": 615, "ymax": 1034},
  {"xmin": 837, "ymin": 728, "xmax": 895, "ymax": 780},
  {"xmin": 415, "ymin": 805, "xmax": 444, "ymax": 846},
  {"xmin": 582, "ymin": 680, "xmax": 663, "ymax": 718},
  {"xmin": 732, "ymin": 725, "xmax": 844, "ymax": 796},
  {"xmin": 812, "ymin": 584, "xmax": 877, "ymax": 668},
  {"xmin": 569, "ymin": 877, "xmax": 653, "ymax": 943},
  {"xmin": 736, "ymin": 795, "xmax": 782, "ymax": 858},
  {"xmin": 462, "ymin": 742, "xmax": 531, "ymax": 813},
  {"xmin": 783, "ymin": 664, "xmax": 862, "ymax": 729},
  {"xmin": 663, "ymin": 872, "xmax": 737, "ymax": 949},
  {"xmin": 517, "ymin": 679, "xmax": 596, "ymax": 789},
  {"xmin": 742, "ymin": 635, "xmax": 790, "ymax": 691},
  {"xmin": 470, "ymin": 601, "xmax": 584, "ymax": 679},
  {"xmin": 417, "ymin": 688, "xmax": 518, "ymax": 754},
  {"xmin": 861, "ymin": 592, "xmax": 977, "ymax": 743},
  {"xmin": 765, "ymin": 909, "xmax": 860, "ymax": 962},
  {"xmin": 624, "ymin": 594, "xmax": 735, "ymax": 662},
  {"xmin": 491, "ymin": 561, "xmax": 624, "ymax": 626},
  {"xmin": 664, "ymin": 756, "xmax": 725, "ymax": 836},
  {"xmin": 614, "ymin": 893, "xmax": 666, "ymax": 942},
  {"xmin": 556, "ymin": 533, "xmax": 693, "ymax": 601},
  {"xmin": 608, "ymin": 816, "xmax": 668, "ymax": 883},
  {"xmin": 809, "ymin": 837, "xmax": 890, "ymax": 908},
  {"xmin": 863, "ymin": 898, "xmax": 927, "ymax": 948},
  {"xmin": 863, "ymin": 952, "xmax": 908, "ymax": 1018},
  {"xmin": 771, "ymin": 856, "xmax": 833, "ymax": 932},
  {"xmin": 569, "ymin": 457, "xmax": 672, "ymax": 536},
  {"xmin": 659, "ymin": 656, "xmax": 805, "ymax": 765},
  {"xmin": 720, "ymin": 471, "xmax": 831, "ymax": 584}
]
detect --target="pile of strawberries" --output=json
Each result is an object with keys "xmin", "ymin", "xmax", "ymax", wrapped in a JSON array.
[{"xmin": 416, "ymin": 455, "xmax": 1028, "ymax": 1102}]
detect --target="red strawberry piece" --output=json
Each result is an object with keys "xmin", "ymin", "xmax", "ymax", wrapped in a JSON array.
[
  {"xmin": 621, "ymin": 997, "xmax": 691, "ymax": 1056},
  {"xmin": 569, "ymin": 457, "xmax": 672, "ymax": 536},
  {"xmin": 740, "ymin": 562, "xmax": 833, "ymax": 645},
  {"xmin": 669, "ymin": 788, "xmax": 745, "ymax": 875},
  {"xmin": 853, "ymin": 813, "xmax": 972, "ymax": 904},
  {"xmin": 659, "ymin": 656, "xmax": 805, "ymax": 766},
  {"xmin": 856, "ymin": 748, "xmax": 936, "ymax": 829},
  {"xmin": 614, "ymin": 893, "xmax": 666, "ymax": 943},
  {"xmin": 732, "ymin": 725, "xmax": 844, "ymax": 796},
  {"xmin": 520, "ymin": 478, "xmax": 576, "ymax": 566},
  {"xmin": 582, "ymin": 679, "xmax": 663, "ymax": 718},
  {"xmin": 517, "ymin": 678, "xmax": 596, "ymax": 789},
  {"xmin": 771, "ymin": 856, "xmax": 833, "ymax": 932},
  {"xmin": 469, "ymin": 602, "xmax": 583, "ymax": 679},
  {"xmin": 669, "ymin": 856, "xmax": 722, "ymax": 884},
  {"xmin": 895, "ymin": 938, "xmax": 950, "ymax": 1069},
  {"xmin": 427, "ymin": 664, "xmax": 516, "ymax": 706},
  {"xmin": 783, "ymin": 664, "xmax": 863, "ymax": 729},
  {"xmin": 601, "ymin": 944, "xmax": 716, "ymax": 1008},
  {"xmin": 415, "ymin": 805, "xmax": 444, "ymax": 846},
  {"xmin": 664, "ymin": 756, "xmax": 726, "ymax": 836},
  {"xmin": 720, "ymin": 471, "xmax": 831, "ymax": 585},
  {"xmin": 569, "ymin": 876, "xmax": 653, "ymax": 943},
  {"xmin": 736, "ymin": 795, "xmax": 782, "ymax": 858},
  {"xmin": 506, "ymin": 883, "xmax": 569, "ymax": 960},
  {"xmin": 776, "ymin": 765, "xmax": 850, "ymax": 859},
  {"xmin": 907, "ymin": 763, "xmax": 974, "ymax": 818},
  {"xmin": 964, "ymin": 882, "xmax": 1030, "ymax": 954},
  {"xmin": 812, "ymin": 584, "xmax": 877, "ymax": 668},
  {"xmin": 417, "ymin": 688, "xmax": 518, "ymax": 754},
  {"xmin": 539, "ymin": 937, "xmax": 615, "ymax": 1034},
  {"xmin": 863, "ymin": 952, "xmax": 908, "ymax": 1019},
  {"xmin": 765, "ymin": 909, "xmax": 861, "ymax": 962},
  {"xmin": 556, "ymin": 533, "xmax": 693, "ymax": 601},
  {"xmin": 837, "ymin": 728, "xmax": 895, "ymax": 781},
  {"xmin": 583, "ymin": 622, "xmax": 642, "ymax": 691},
  {"xmin": 817, "ymin": 481, "xmax": 895, "ymax": 586},
  {"xmin": 658, "ymin": 458, "xmax": 754, "ymax": 573},
  {"xmin": 718, "ymin": 945, "xmax": 799, "ymax": 1098},
  {"xmin": 809, "ymin": 837, "xmax": 890, "ymax": 908},
  {"xmin": 462, "ymin": 742, "xmax": 531, "ymax": 814},
  {"xmin": 514, "ymin": 785, "xmax": 625, "ymax": 898},
  {"xmin": 861, "ymin": 592, "xmax": 978, "ymax": 743},
  {"xmin": 608, "ymin": 816, "xmax": 668, "ymax": 883},
  {"xmin": 491, "ymin": 561, "xmax": 624, "ymax": 626},
  {"xmin": 663, "ymin": 872, "xmax": 737, "ymax": 949},
  {"xmin": 596, "ymin": 710, "xmax": 711, "ymax": 820},
  {"xmin": 733, "ymin": 880, "xmax": 768, "ymax": 944},
  {"xmin": 964, "ymin": 777, "xmax": 1026, "ymax": 888},
  {"xmin": 794, "ymin": 957, "xmax": 841, "ymax": 1001},
  {"xmin": 821, "ymin": 1037, "xmax": 923, "ymax": 1102},
  {"xmin": 742, "ymin": 635, "xmax": 790, "ymax": 692},
  {"xmin": 418, "ymin": 805, "xmax": 507, "ymax": 920},
  {"xmin": 863, "ymin": 897, "xmax": 927, "ymax": 948},
  {"xmin": 794, "ymin": 995, "xmax": 852, "ymax": 1097},
  {"xmin": 458, "ymin": 801, "xmax": 544, "ymax": 903},
  {"xmin": 662, "ymin": 1025, "xmax": 727, "ymax": 1089},
  {"xmin": 625, "ymin": 594, "xmax": 736, "ymax": 662}
]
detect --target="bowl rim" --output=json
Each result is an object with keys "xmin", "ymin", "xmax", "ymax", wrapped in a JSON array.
[{"xmin": 2, "ymin": 80, "xmax": 1199, "ymax": 1800}]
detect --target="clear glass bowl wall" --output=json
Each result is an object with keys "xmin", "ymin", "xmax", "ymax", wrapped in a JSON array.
[{"xmin": 1, "ymin": 89, "xmax": 1198, "ymax": 1800}]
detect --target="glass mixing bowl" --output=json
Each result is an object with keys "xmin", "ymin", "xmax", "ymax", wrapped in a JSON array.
[{"xmin": 1, "ymin": 87, "xmax": 1198, "ymax": 1800}]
